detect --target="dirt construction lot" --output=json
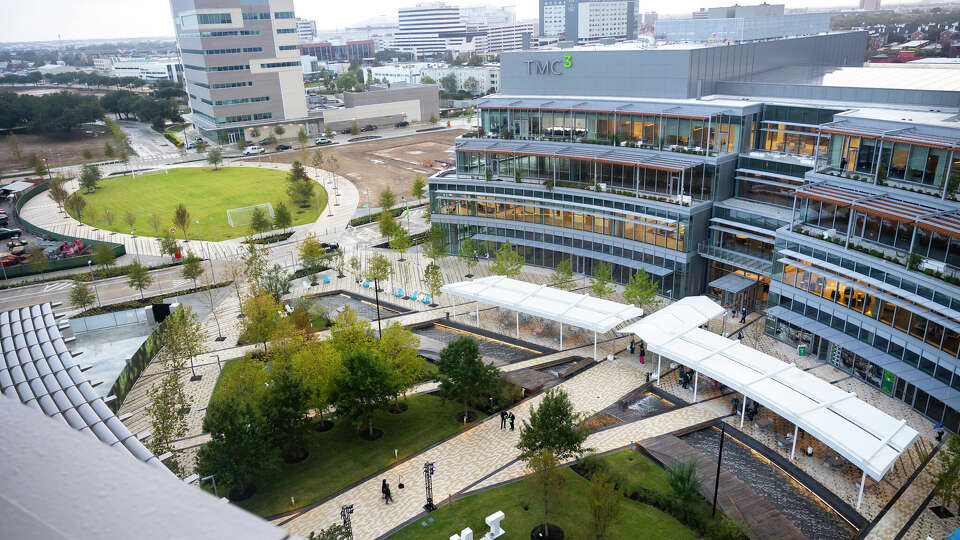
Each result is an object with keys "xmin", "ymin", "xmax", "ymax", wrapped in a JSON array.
[
  {"xmin": 0, "ymin": 130, "xmax": 111, "ymax": 173},
  {"xmin": 256, "ymin": 129, "xmax": 465, "ymax": 208}
]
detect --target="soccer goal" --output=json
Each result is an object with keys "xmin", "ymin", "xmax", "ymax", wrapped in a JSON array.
[{"xmin": 226, "ymin": 203, "xmax": 275, "ymax": 228}]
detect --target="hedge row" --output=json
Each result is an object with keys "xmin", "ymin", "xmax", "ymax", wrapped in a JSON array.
[{"xmin": 163, "ymin": 131, "xmax": 184, "ymax": 147}]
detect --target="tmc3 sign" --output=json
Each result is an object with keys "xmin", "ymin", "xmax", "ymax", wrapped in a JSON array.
[{"xmin": 524, "ymin": 55, "xmax": 573, "ymax": 75}]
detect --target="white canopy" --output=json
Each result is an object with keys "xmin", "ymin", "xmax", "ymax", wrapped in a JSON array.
[
  {"xmin": 441, "ymin": 276, "xmax": 643, "ymax": 333},
  {"xmin": 620, "ymin": 296, "xmax": 918, "ymax": 482}
]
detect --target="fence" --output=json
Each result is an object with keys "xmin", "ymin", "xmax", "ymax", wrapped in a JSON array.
[
  {"xmin": 4, "ymin": 181, "xmax": 126, "ymax": 280},
  {"xmin": 106, "ymin": 306, "xmax": 177, "ymax": 413},
  {"xmin": 69, "ymin": 307, "xmax": 149, "ymax": 334}
]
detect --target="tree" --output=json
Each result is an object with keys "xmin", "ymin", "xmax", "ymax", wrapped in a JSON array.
[
  {"xmin": 126, "ymin": 261, "xmax": 153, "ymax": 299},
  {"xmin": 429, "ymin": 112, "xmax": 438, "ymax": 125},
  {"xmin": 273, "ymin": 201, "xmax": 292, "ymax": 232},
  {"xmin": 379, "ymin": 188, "xmax": 396, "ymax": 211},
  {"xmin": 258, "ymin": 264, "xmax": 292, "ymax": 301},
  {"xmin": 82, "ymin": 148, "xmax": 92, "ymax": 160},
  {"xmin": 463, "ymin": 76, "xmax": 480, "ymax": 95},
  {"xmin": 123, "ymin": 210, "xmax": 137, "ymax": 232},
  {"xmin": 422, "ymin": 261, "xmax": 443, "ymax": 303},
  {"xmin": 934, "ymin": 433, "xmax": 960, "ymax": 513},
  {"xmin": 411, "ymin": 175, "xmax": 426, "ymax": 200},
  {"xmin": 311, "ymin": 149, "xmax": 324, "ymax": 172},
  {"xmin": 552, "ymin": 259, "xmax": 574, "ymax": 290},
  {"xmin": 173, "ymin": 203, "xmax": 190, "ymax": 240},
  {"xmin": 350, "ymin": 120, "xmax": 360, "ymax": 136},
  {"xmin": 103, "ymin": 141, "xmax": 114, "ymax": 157},
  {"xmin": 298, "ymin": 233, "xmax": 327, "ymax": 276},
  {"xmin": 389, "ymin": 227, "xmax": 411, "ymax": 261},
  {"xmin": 587, "ymin": 472, "xmax": 622, "ymax": 540},
  {"xmin": 181, "ymin": 250, "xmax": 204, "ymax": 288},
  {"xmin": 459, "ymin": 237, "xmax": 478, "ymax": 274},
  {"xmin": 289, "ymin": 340, "xmax": 341, "ymax": 423},
  {"xmin": 242, "ymin": 242, "xmax": 269, "ymax": 284},
  {"xmin": 525, "ymin": 449, "xmax": 566, "ymax": 540},
  {"xmin": 241, "ymin": 289, "xmax": 283, "ymax": 350},
  {"xmin": 331, "ymin": 248, "xmax": 345, "ymax": 277},
  {"xmin": 28, "ymin": 247, "xmax": 49, "ymax": 279},
  {"xmin": 378, "ymin": 208, "xmax": 398, "ymax": 238},
  {"xmin": 274, "ymin": 125, "xmax": 286, "ymax": 136},
  {"xmin": 197, "ymin": 396, "xmax": 278, "ymax": 499},
  {"xmin": 206, "ymin": 147, "xmax": 223, "ymax": 169},
  {"xmin": 421, "ymin": 74, "xmax": 436, "ymax": 84},
  {"xmin": 425, "ymin": 223, "xmax": 445, "ymax": 262},
  {"xmin": 491, "ymin": 240, "xmax": 522, "ymax": 277},
  {"xmin": 64, "ymin": 192, "xmax": 87, "ymax": 221},
  {"xmin": 288, "ymin": 160, "xmax": 309, "ymax": 182},
  {"xmin": 158, "ymin": 229, "xmax": 179, "ymax": 260},
  {"xmin": 194, "ymin": 140, "xmax": 208, "ymax": 154},
  {"xmin": 436, "ymin": 337, "xmax": 499, "ymax": 421},
  {"xmin": 5, "ymin": 133, "xmax": 22, "ymax": 161},
  {"xmin": 365, "ymin": 254, "xmax": 391, "ymax": 284},
  {"xmin": 297, "ymin": 127, "xmax": 308, "ymax": 150},
  {"xmin": 149, "ymin": 213, "xmax": 161, "ymax": 236},
  {"xmin": 666, "ymin": 458, "xmax": 701, "ymax": 502},
  {"xmin": 517, "ymin": 388, "xmax": 587, "ymax": 462},
  {"xmin": 440, "ymin": 73, "xmax": 458, "ymax": 95},
  {"xmin": 93, "ymin": 242, "xmax": 116, "ymax": 271},
  {"xmin": 47, "ymin": 175, "xmax": 69, "ymax": 212},
  {"xmin": 329, "ymin": 307, "xmax": 376, "ymax": 356},
  {"xmin": 307, "ymin": 524, "xmax": 352, "ymax": 540},
  {"xmin": 69, "ymin": 282, "xmax": 96, "ymax": 310},
  {"xmin": 263, "ymin": 367, "xmax": 312, "ymax": 462},
  {"xmin": 589, "ymin": 261, "xmax": 613, "ymax": 298},
  {"xmin": 467, "ymin": 55, "xmax": 484, "ymax": 66},
  {"xmin": 348, "ymin": 255, "xmax": 362, "ymax": 282},
  {"xmin": 333, "ymin": 349, "xmax": 397, "ymax": 437},
  {"xmin": 376, "ymin": 322, "xmax": 423, "ymax": 401},
  {"xmin": 145, "ymin": 370, "xmax": 189, "ymax": 475},
  {"xmin": 102, "ymin": 208, "xmax": 115, "ymax": 229},
  {"xmin": 33, "ymin": 156, "xmax": 48, "ymax": 178},
  {"xmin": 249, "ymin": 206, "xmax": 271, "ymax": 234},
  {"xmin": 624, "ymin": 268, "xmax": 658, "ymax": 307}
]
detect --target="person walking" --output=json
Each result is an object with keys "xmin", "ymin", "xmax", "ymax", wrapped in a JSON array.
[
  {"xmin": 381, "ymin": 479, "xmax": 393, "ymax": 504},
  {"xmin": 639, "ymin": 351, "xmax": 645, "ymax": 364},
  {"xmin": 508, "ymin": 412, "xmax": 515, "ymax": 431},
  {"xmin": 500, "ymin": 410, "xmax": 507, "ymax": 430},
  {"xmin": 737, "ymin": 330, "xmax": 744, "ymax": 341},
  {"xmin": 740, "ymin": 307, "xmax": 747, "ymax": 324}
]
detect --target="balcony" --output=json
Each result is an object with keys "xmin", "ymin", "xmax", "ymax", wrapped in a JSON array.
[
  {"xmin": 697, "ymin": 242, "xmax": 773, "ymax": 276},
  {"xmin": 816, "ymin": 166, "xmax": 957, "ymax": 201},
  {"xmin": 458, "ymin": 131, "xmax": 721, "ymax": 157}
]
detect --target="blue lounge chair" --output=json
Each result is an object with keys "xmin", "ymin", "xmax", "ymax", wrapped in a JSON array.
[
  {"xmin": 410, "ymin": 290, "xmax": 418, "ymax": 301},
  {"xmin": 362, "ymin": 280, "xmax": 370, "ymax": 288},
  {"xmin": 322, "ymin": 274, "xmax": 330, "ymax": 284},
  {"xmin": 422, "ymin": 294, "xmax": 431, "ymax": 305},
  {"xmin": 395, "ymin": 287, "xmax": 404, "ymax": 298}
]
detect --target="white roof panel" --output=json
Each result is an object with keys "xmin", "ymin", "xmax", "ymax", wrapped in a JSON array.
[
  {"xmin": 621, "ymin": 296, "xmax": 919, "ymax": 481},
  {"xmin": 441, "ymin": 276, "xmax": 643, "ymax": 333}
]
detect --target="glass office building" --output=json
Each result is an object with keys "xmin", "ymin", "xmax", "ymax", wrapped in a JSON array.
[{"xmin": 430, "ymin": 32, "xmax": 960, "ymax": 431}]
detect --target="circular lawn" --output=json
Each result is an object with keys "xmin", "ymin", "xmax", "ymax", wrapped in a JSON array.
[{"xmin": 65, "ymin": 166, "xmax": 326, "ymax": 240}]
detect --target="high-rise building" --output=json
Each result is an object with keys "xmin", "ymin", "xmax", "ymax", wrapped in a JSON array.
[
  {"xmin": 460, "ymin": 5, "xmax": 516, "ymax": 28},
  {"xmin": 860, "ymin": 0, "xmax": 881, "ymax": 10},
  {"xmin": 299, "ymin": 40, "xmax": 375, "ymax": 63},
  {"xmin": 539, "ymin": 0, "xmax": 638, "ymax": 43},
  {"xmin": 395, "ymin": 3, "xmax": 467, "ymax": 58},
  {"xmin": 656, "ymin": 3, "xmax": 830, "ymax": 43},
  {"xmin": 169, "ymin": 0, "xmax": 315, "ymax": 144},
  {"xmin": 296, "ymin": 18, "xmax": 317, "ymax": 42},
  {"xmin": 431, "ymin": 31, "xmax": 960, "ymax": 434},
  {"xmin": 484, "ymin": 22, "xmax": 536, "ymax": 54}
]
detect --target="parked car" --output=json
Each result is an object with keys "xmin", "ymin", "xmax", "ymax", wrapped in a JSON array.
[
  {"xmin": 0, "ymin": 228, "xmax": 22, "ymax": 240},
  {"xmin": 314, "ymin": 137, "xmax": 332, "ymax": 145},
  {"xmin": 361, "ymin": 124, "xmax": 378, "ymax": 132},
  {"xmin": 242, "ymin": 145, "xmax": 266, "ymax": 155},
  {"xmin": 185, "ymin": 140, "xmax": 197, "ymax": 149},
  {"xmin": 258, "ymin": 138, "xmax": 272, "ymax": 146},
  {"xmin": 340, "ymin": 128, "xmax": 352, "ymax": 134},
  {"xmin": 395, "ymin": 121, "xmax": 409, "ymax": 128},
  {"xmin": 7, "ymin": 239, "xmax": 27, "ymax": 249},
  {"xmin": 0, "ymin": 254, "xmax": 20, "ymax": 267},
  {"xmin": 275, "ymin": 144, "xmax": 292, "ymax": 151}
]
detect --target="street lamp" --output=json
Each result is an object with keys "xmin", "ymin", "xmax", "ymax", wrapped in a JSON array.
[{"xmin": 423, "ymin": 462, "xmax": 436, "ymax": 512}]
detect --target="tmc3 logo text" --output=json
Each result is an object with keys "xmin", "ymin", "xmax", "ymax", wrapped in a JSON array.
[{"xmin": 524, "ymin": 55, "xmax": 573, "ymax": 75}]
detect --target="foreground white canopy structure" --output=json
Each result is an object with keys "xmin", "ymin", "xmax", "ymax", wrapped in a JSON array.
[
  {"xmin": 441, "ymin": 276, "xmax": 644, "ymax": 359},
  {"xmin": 620, "ymin": 296, "xmax": 919, "ymax": 509}
]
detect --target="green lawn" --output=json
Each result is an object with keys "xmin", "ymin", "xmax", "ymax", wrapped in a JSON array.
[
  {"xmin": 388, "ymin": 464, "xmax": 698, "ymax": 540},
  {"xmin": 210, "ymin": 364, "xmax": 480, "ymax": 517},
  {"xmin": 67, "ymin": 166, "xmax": 326, "ymax": 240}
]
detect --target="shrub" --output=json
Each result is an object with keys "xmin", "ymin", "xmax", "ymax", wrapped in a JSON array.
[{"xmin": 163, "ymin": 132, "xmax": 184, "ymax": 147}]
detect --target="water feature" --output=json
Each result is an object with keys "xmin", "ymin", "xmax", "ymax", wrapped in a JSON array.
[
  {"xmin": 627, "ymin": 394, "xmax": 671, "ymax": 416},
  {"xmin": 681, "ymin": 428, "xmax": 856, "ymax": 540},
  {"xmin": 413, "ymin": 324, "xmax": 536, "ymax": 365},
  {"xmin": 305, "ymin": 293, "xmax": 404, "ymax": 321}
]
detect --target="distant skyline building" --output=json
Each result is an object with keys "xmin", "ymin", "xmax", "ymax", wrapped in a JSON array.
[
  {"xmin": 484, "ymin": 22, "xmax": 536, "ymax": 54},
  {"xmin": 656, "ymin": 3, "xmax": 830, "ymax": 43},
  {"xmin": 860, "ymin": 0, "xmax": 881, "ymax": 10},
  {"xmin": 296, "ymin": 18, "xmax": 317, "ymax": 42},
  {"xmin": 395, "ymin": 3, "xmax": 467, "ymax": 57},
  {"xmin": 539, "ymin": 0, "xmax": 638, "ymax": 43},
  {"xmin": 169, "ymin": 0, "xmax": 313, "ymax": 144},
  {"xmin": 460, "ymin": 5, "xmax": 516, "ymax": 28}
]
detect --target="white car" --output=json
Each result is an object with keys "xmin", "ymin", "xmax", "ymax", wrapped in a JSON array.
[
  {"xmin": 314, "ymin": 137, "xmax": 332, "ymax": 145},
  {"xmin": 242, "ymin": 145, "xmax": 265, "ymax": 155}
]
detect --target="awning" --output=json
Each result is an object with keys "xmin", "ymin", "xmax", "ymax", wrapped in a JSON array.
[
  {"xmin": 455, "ymin": 138, "xmax": 702, "ymax": 172},
  {"xmin": 622, "ymin": 296, "xmax": 919, "ymax": 482},
  {"xmin": 708, "ymin": 273, "xmax": 757, "ymax": 294},
  {"xmin": 440, "ymin": 276, "xmax": 643, "ymax": 333},
  {"xmin": 1, "ymin": 181, "xmax": 35, "ymax": 194}
]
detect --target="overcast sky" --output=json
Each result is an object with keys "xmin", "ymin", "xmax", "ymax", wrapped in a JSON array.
[{"xmin": 5, "ymin": 0, "xmax": 869, "ymax": 43}]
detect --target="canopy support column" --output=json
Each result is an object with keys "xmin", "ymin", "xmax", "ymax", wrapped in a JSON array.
[
  {"xmin": 740, "ymin": 396, "xmax": 747, "ymax": 428},
  {"xmin": 516, "ymin": 311, "xmax": 520, "ymax": 339},
  {"xmin": 657, "ymin": 354, "xmax": 661, "ymax": 386},
  {"xmin": 594, "ymin": 331, "xmax": 598, "ymax": 361},
  {"xmin": 476, "ymin": 304, "xmax": 480, "ymax": 327},
  {"xmin": 790, "ymin": 424, "xmax": 799, "ymax": 460},
  {"xmin": 693, "ymin": 371, "xmax": 699, "ymax": 402},
  {"xmin": 857, "ymin": 470, "xmax": 866, "ymax": 510},
  {"xmin": 559, "ymin": 322, "xmax": 563, "ymax": 350}
]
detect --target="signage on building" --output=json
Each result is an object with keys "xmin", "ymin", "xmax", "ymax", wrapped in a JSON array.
[{"xmin": 524, "ymin": 55, "xmax": 573, "ymax": 75}]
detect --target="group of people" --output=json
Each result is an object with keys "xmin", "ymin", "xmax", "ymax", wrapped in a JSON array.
[
  {"xmin": 629, "ymin": 339, "xmax": 646, "ymax": 364},
  {"xmin": 500, "ymin": 410, "xmax": 516, "ymax": 431},
  {"xmin": 678, "ymin": 366, "xmax": 694, "ymax": 389}
]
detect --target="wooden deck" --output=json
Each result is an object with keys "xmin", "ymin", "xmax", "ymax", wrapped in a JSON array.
[{"xmin": 639, "ymin": 433, "xmax": 806, "ymax": 540}]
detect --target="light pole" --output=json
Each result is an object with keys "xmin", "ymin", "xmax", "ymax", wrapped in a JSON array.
[
  {"xmin": 402, "ymin": 196, "xmax": 409, "ymax": 228},
  {"xmin": 423, "ymin": 461, "xmax": 436, "ymax": 512},
  {"xmin": 195, "ymin": 220, "xmax": 201, "ymax": 242},
  {"xmin": 712, "ymin": 423, "xmax": 727, "ymax": 517},
  {"xmin": 88, "ymin": 260, "xmax": 101, "ymax": 307}
]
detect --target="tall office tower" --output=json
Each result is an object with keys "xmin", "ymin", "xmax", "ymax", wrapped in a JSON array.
[
  {"xmin": 169, "ymin": 0, "xmax": 312, "ymax": 144},
  {"xmin": 460, "ymin": 5, "xmax": 517, "ymax": 28},
  {"xmin": 296, "ymin": 18, "xmax": 317, "ymax": 43},
  {"xmin": 395, "ymin": 3, "xmax": 467, "ymax": 58},
  {"xmin": 539, "ymin": 0, "xmax": 638, "ymax": 43}
]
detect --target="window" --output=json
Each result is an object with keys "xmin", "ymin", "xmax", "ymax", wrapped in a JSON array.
[
  {"xmin": 180, "ymin": 47, "xmax": 263, "ymax": 55},
  {"xmin": 277, "ymin": 28, "xmax": 296, "ymax": 34},
  {"xmin": 181, "ymin": 13, "xmax": 232, "ymax": 26},
  {"xmin": 214, "ymin": 96, "xmax": 269, "ymax": 106},
  {"xmin": 183, "ymin": 64, "xmax": 250, "ymax": 72},
  {"xmin": 242, "ymin": 12, "xmax": 270, "ymax": 20},
  {"xmin": 178, "ymin": 30, "xmax": 260, "ymax": 38},
  {"xmin": 274, "ymin": 11, "xmax": 295, "ymax": 19},
  {"xmin": 279, "ymin": 45, "xmax": 298, "ymax": 51},
  {"xmin": 258, "ymin": 61, "xmax": 299, "ymax": 68}
]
